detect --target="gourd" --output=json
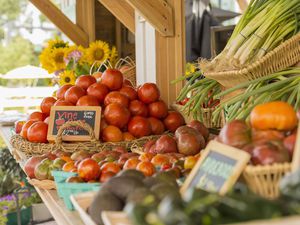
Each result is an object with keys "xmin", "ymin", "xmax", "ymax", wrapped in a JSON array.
[{"xmin": 250, "ymin": 101, "xmax": 298, "ymax": 131}]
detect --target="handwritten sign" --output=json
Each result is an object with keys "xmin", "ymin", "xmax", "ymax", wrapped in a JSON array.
[
  {"xmin": 181, "ymin": 140, "xmax": 250, "ymax": 195},
  {"xmin": 47, "ymin": 106, "xmax": 101, "ymax": 142},
  {"xmin": 291, "ymin": 122, "xmax": 300, "ymax": 172}
]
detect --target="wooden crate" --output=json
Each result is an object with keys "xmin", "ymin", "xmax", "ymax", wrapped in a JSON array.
[{"xmin": 70, "ymin": 192, "xmax": 300, "ymax": 225}]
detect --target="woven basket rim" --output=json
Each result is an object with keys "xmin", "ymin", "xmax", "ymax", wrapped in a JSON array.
[
  {"xmin": 203, "ymin": 32, "xmax": 300, "ymax": 77},
  {"xmin": 244, "ymin": 162, "xmax": 291, "ymax": 173}
]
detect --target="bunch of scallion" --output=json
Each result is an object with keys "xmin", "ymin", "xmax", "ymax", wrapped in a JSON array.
[
  {"xmin": 212, "ymin": 68, "xmax": 300, "ymax": 123},
  {"xmin": 173, "ymin": 72, "xmax": 221, "ymax": 122},
  {"xmin": 201, "ymin": 0, "xmax": 300, "ymax": 73}
]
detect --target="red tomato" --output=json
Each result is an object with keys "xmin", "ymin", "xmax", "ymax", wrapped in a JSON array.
[
  {"xmin": 136, "ymin": 161, "xmax": 156, "ymax": 176},
  {"xmin": 129, "ymin": 100, "xmax": 148, "ymax": 117},
  {"xmin": 138, "ymin": 153, "xmax": 155, "ymax": 162},
  {"xmin": 56, "ymin": 84, "xmax": 73, "ymax": 99},
  {"xmin": 100, "ymin": 162, "xmax": 121, "ymax": 174},
  {"xmin": 41, "ymin": 97, "xmax": 56, "ymax": 116},
  {"xmin": 119, "ymin": 86, "xmax": 137, "ymax": 101},
  {"xmin": 101, "ymin": 69, "xmax": 123, "ymax": 91},
  {"xmin": 148, "ymin": 117, "xmax": 165, "ymax": 135},
  {"xmin": 164, "ymin": 111, "xmax": 185, "ymax": 132},
  {"xmin": 75, "ymin": 75, "xmax": 97, "ymax": 90},
  {"xmin": 102, "ymin": 125, "xmax": 123, "ymax": 142},
  {"xmin": 78, "ymin": 158, "xmax": 101, "ymax": 181},
  {"xmin": 128, "ymin": 116, "xmax": 152, "ymax": 138},
  {"xmin": 54, "ymin": 99, "xmax": 74, "ymax": 106},
  {"xmin": 99, "ymin": 171, "xmax": 116, "ymax": 183},
  {"xmin": 20, "ymin": 120, "xmax": 36, "ymax": 139},
  {"xmin": 92, "ymin": 72, "xmax": 102, "ymax": 80},
  {"xmin": 27, "ymin": 121, "xmax": 48, "ymax": 143},
  {"xmin": 180, "ymin": 98, "xmax": 189, "ymax": 106},
  {"xmin": 15, "ymin": 120, "xmax": 26, "ymax": 134},
  {"xmin": 104, "ymin": 91, "xmax": 129, "ymax": 108},
  {"xmin": 64, "ymin": 86, "xmax": 86, "ymax": 104},
  {"xmin": 28, "ymin": 111, "xmax": 47, "ymax": 121},
  {"xmin": 104, "ymin": 103, "xmax": 130, "ymax": 129},
  {"xmin": 76, "ymin": 95, "xmax": 100, "ymax": 106},
  {"xmin": 137, "ymin": 83, "xmax": 160, "ymax": 104},
  {"xmin": 148, "ymin": 100, "xmax": 168, "ymax": 119},
  {"xmin": 123, "ymin": 79, "xmax": 133, "ymax": 87},
  {"xmin": 151, "ymin": 154, "xmax": 170, "ymax": 166},
  {"xmin": 87, "ymin": 83, "xmax": 109, "ymax": 104},
  {"xmin": 123, "ymin": 157, "xmax": 140, "ymax": 170}
]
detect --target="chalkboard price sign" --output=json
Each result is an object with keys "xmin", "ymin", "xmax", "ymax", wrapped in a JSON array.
[
  {"xmin": 47, "ymin": 106, "xmax": 101, "ymax": 142},
  {"xmin": 181, "ymin": 140, "xmax": 250, "ymax": 195}
]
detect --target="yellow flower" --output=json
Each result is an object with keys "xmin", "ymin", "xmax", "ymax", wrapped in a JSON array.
[
  {"xmin": 50, "ymin": 48, "xmax": 67, "ymax": 71},
  {"xmin": 48, "ymin": 39, "xmax": 69, "ymax": 49},
  {"xmin": 185, "ymin": 63, "xmax": 197, "ymax": 76},
  {"xmin": 59, "ymin": 70, "xmax": 76, "ymax": 86},
  {"xmin": 109, "ymin": 46, "xmax": 119, "ymax": 67},
  {"xmin": 39, "ymin": 48, "xmax": 55, "ymax": 73},
  {"xmin": 85, "ymin": 40, "xmax": 110, "ymax": 65}
]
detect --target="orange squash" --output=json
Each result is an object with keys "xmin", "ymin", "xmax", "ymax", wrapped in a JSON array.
[{"xmin": 250, "ymin": 101, "xmax": 298, "ymax": 131}]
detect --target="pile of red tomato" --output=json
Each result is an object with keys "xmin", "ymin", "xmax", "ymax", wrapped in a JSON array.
[{"xmin": 16, "ymin": 69, "xmax": 186, "ymax": 143}]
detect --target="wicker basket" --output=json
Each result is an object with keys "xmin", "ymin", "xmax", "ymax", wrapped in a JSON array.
[
  {"xmin": 10, "ymin": 121, "xmax": 162, "ymax": 156},
  {"xmin": 117, "ymin": 56, "xmax": 136, "ymax": 86},
  {"xmin": 201, "ymin": 33, "xmax": 300, "ymax": 88},
  {"xmin": 171, "ymin": 103, "xmax": 222, "ymax": 128},
  {"xmin": 243, "ymin": 163, "xmax": 291, "ymax": 199},
  {"xmin": 27, "ymin": 178, "xmax": 56, "ymax": 190}
]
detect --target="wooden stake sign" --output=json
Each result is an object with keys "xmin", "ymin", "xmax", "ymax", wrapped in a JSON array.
[
  {"xmin": 291, "ymin": 122, "xmax": 300, "ymax": 172},
  {"xmin": 181, "ymin": 141, "xmax": 250, "ymax": 195},
  {"xmin": 47, "ymin": 106, "xmax": 101, "ymax": 142}
]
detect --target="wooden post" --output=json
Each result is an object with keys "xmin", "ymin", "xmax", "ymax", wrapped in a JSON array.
[
  {"xmin": 98, "ymin": 0, "xmax": 135, "ymax": 34},
  {"xmin": 76, "ymin": 0, "xmax": 96, "ymax": 43},
  {"xmin": 155, "ymin": 0, "xmax": 185, "ymax": 105},
  {"xmin": 29, "ymin": 0, "xmax": 89, "ymax": 46}
]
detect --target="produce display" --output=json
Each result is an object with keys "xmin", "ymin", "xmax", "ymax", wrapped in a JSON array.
[
  {"xmin": 216, "ymin": 101, "xmax": 298, "ymax": 165},
  {"xmin": 15, "ymin": 69, "xmax": 186, "ymax": 144},
  {"xmin": 87, "ymin": 169, "xmax": 180, "ymax": 225}
]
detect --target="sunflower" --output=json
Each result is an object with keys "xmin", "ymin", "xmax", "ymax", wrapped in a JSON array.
[
  {"xmin": 109, "ymin": 46, "xmax": 119, "ymax": 67},
  {"xmin": 48, "ymin": 39, "xmax": 69, "ymax": 49},
  {"xmin": 39, "ymin": 48, "xmax": 55, "ymax": 73},
  {"xmin": 50, "ymin": 48, "xmax": 68, "ymax": 71},
  {"xmin": 85, "ymin": 40, "xmax": 110, "ymax": 65},
  {"xmin": 58, "ymin": 70, "xmax": 76, "ymax": 86}
]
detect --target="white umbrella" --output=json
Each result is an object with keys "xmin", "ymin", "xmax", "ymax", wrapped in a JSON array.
[{"xmin": 1, "ymin": 65, "xmax": 54, "ymax": 79}]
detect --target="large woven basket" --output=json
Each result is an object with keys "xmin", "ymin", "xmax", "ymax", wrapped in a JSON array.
[
  {"xmin": 10, "ymin": 121, "xmax": 161, "ymax": 156},
  {"xmin": 243, "ymin": 163, "xmax": 291, "ymax": 199},
  {"xmin": 201, "ymin": 33, "xmax": 300, "ymax": 88},
  {"xmin": 171, "ymin": 103, "xmax": 222, "ymax": 128}
]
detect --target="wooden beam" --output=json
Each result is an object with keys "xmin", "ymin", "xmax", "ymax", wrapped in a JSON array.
[
  {"xmin": 98, "ymin": 0, "xmax": 135, "ymax": 34},
  {"xmin": 29, "ymin": 0, "xmax": 89, "ymax": 47},
  {"xmin": 126, "ymin": 0, "xmax": 174, "ymax": 37},
  {"xmin": 76, "ymin": 0, "xmax": 96, "ymax": 43},
  {"xmin": 155, "ymin": 0, "xmax": 185, "ymax": 105}
]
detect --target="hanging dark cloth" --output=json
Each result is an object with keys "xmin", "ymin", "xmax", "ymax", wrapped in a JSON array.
[{"xmin": 186, "ymin": 0, "xmax": 220, "ymax": 62}]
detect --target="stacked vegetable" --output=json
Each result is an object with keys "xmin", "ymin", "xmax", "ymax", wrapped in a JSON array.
[
  {"xmin": 15, "ymin": 69, "xmax": 186, "ymax": 143},
  {"xmin": 217, "ymin": 101, "xmax": 298, "ymax": 166},
  {"xmin": 176, "ymin": 0, "xmax": 300, "ymax": 124}
]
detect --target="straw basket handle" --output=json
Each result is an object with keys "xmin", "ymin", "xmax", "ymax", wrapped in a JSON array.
[{"xmin": 55, "ymin": 120, "xmax": 97, "ymax": 145}]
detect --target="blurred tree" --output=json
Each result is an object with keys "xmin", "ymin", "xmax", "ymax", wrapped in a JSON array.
[
  {"xmin": 0, "ymin": 36, "xmax": 39, "ymax": 74},
  {"xmin": 0, "ymin": 0, "xmax": 25, "ymax": 22}
]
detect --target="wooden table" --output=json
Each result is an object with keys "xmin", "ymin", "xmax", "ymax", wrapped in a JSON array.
[{"xmin": 0, "ymin": 126, "xmax": 85, "ymax": 225}]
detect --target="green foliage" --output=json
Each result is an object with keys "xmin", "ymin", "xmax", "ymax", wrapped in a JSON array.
[
  {"xmin": 0, "ymin": 0, "xmax": 25, "ymax": 22},
  {"xmin": 0, "ymin": 36, "xmax": 39, "ymax": 74}
]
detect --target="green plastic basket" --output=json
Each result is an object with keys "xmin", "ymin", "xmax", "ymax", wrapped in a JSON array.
[
  {"xmin": 51, "ymin": 171, "xmax": 101, "ymax": 210},
  {"xmin": 52, "ymin": 171, "xmax": 77, "ymax": 198}
]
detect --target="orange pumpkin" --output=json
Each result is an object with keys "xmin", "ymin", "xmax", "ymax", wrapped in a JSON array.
[{"xmin": 250, "ymin": 101, "xmax": 298, "ymax": 131}]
